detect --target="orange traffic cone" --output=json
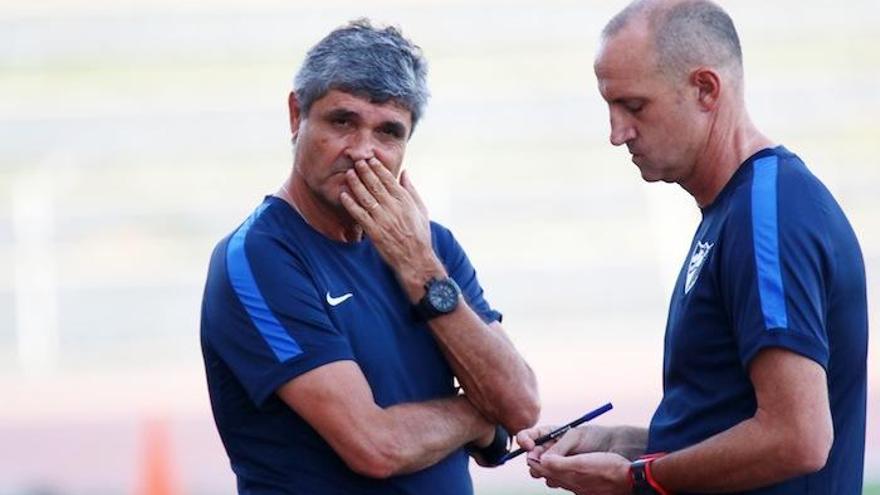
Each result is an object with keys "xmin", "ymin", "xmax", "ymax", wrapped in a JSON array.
[{"xmin": 135, "ymin": 418, "xmax": 181, "ymax": 495}]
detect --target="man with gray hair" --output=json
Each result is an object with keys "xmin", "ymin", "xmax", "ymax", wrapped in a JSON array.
[
  {"xmin": 201, "ymin": 20, "xmax": 539, "ymax": 494},
  {"xmin": 517, "ymin": 1, "xmax": 867, "ymax": 494}
]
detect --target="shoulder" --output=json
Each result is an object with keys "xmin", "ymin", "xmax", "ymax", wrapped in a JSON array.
[
  {"xmin": 217, "ymin": 198, "xmax": 316, "ymax": 296},
  {"xmin": 205, "ymin": 200, "xmax": 282, "ymax": 292},
  {"xmin": 228, "ymin": 197, "xmax": 315, "ymax": 264},
  {"xmin": 430, "ymin": 220, "xmax": 453, "ymax": 237},
  {"xmin": 429, "ymin": 220, "xmax": 471, "ymax": 268},
  {"xmin": 238, "ymin": 198, "xmax": 290, "ymax": 246},
  {"xmin": 723, "ymin": 147, "xmax": 836, "ymax": 227},
  {"xmin": 429, "ymin": 220, "xmax": 457, "ymax": 251},
  {"xmin": 774, "ymin": 150, "xmax": 839, "ymax": 217}
]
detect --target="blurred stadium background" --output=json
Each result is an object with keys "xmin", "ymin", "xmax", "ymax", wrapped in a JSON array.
[{"xmin": 1, "ymin": 0, "xmax": 877, "ymax": 493}]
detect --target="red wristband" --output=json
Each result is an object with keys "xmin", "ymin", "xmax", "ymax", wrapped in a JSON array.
[{"xmin": 640, "ymin": 453, "xmax": 671, "ymax": 495}]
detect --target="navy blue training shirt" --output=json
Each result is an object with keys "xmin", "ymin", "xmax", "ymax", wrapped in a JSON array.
[
  {"xmin": 647, "ymin": 146, "xmax": 868, "ymax": 494},
  {"xmin": 201, "ymin": 195, "xmax": 501, "ymax": 495}
]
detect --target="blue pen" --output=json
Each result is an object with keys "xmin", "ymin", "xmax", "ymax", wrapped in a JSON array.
[{"xmin": 500, "ymin": 402, "xmax": 613, "ymax": 464}]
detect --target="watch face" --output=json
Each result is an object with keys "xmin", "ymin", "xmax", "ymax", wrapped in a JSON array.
[{"xmin": 428, "ymin": 279, "xmax": 460, "ymax": 313}]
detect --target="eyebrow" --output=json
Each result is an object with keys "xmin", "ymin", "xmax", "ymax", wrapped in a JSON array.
[
  {"xmin": 325, "ymin": 108, "xmax": 360, "ymax": 122},
  {"xmin": 324, "ymin": 107, "xmax": 408, "ymax": 137}
]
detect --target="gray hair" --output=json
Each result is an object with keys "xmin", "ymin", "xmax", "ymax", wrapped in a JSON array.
[
  {"xmin": 604, "ymin": 0, "xmax": 743, "ymax": 82},
  {"xmin": 293, "ymin": 19, "xmax": 429, "ymax": 129}
]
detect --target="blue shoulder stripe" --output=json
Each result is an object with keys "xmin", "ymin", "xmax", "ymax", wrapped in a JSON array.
[
  {"xmin": 226, "ymin": 203, "xmax": 303, "ymax": 361},
  {"xmin": 751, "ymin": 156, "xmax": 789, "ymax": 330}
]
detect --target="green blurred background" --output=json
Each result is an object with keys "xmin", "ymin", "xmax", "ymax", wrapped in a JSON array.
[{"xmin": 1, "ymin": 0, "xmax": 877, "ymax": 493}]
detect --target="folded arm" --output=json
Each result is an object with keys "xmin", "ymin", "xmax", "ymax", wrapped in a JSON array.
[{"xmin": 277, "ymin": 360, "xmax": 493, "ymax": 479}]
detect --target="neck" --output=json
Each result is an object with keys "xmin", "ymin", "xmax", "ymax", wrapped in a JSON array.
[
  {"xmin": 277, "ymin": 173, "xmax": 363, "ymax": 243},
  {"xmin": 681, "ymin": 105, "xmax": 773, "ymax": 208}
]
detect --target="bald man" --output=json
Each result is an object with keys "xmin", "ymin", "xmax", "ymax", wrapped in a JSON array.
[{"xmin": 516, "ymin": 1, "xmax": 867, "ymax": 494}]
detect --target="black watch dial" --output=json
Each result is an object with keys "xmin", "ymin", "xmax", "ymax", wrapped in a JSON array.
[{"xmin": 426, "ymin": 278, "xmax": 460, "ymax": 313}]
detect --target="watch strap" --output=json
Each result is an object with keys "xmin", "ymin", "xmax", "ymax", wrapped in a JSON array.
[
  {"xmin": 466, "ymin": 425, "xmax": 510, "ymax": 467},
  {"xmin": 630, "ymin": 453, "xmax": 671, "ymax": 495},
  {"xmin": 414, "ymin": 293, "xmax": 442, "ymax": 320}
]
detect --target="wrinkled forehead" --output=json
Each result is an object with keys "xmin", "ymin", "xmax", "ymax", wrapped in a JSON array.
[{"xmin": 314, "ymin": 90, "xmax": 412, "ymax": 119}]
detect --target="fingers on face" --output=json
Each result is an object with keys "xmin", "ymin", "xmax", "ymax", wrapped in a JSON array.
[
  {"xmin": 353, "ymin": 159, "xmax": 394, "ymax": 201},
  {"xmin": 345, "ymin": 168, "xmax": 383, "ymax": 214},
  {"xmin": 367, "ymin": 157, "xmax": 404, "ymax": 199},
  {"xmin": 339, "ymin": 191, "xmax": 374, "ymax": 227}
]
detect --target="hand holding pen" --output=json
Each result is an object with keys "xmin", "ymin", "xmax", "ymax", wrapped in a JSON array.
[{"xmin": 502, "ymin": 402, "xmax": 613, "ymax": 464}]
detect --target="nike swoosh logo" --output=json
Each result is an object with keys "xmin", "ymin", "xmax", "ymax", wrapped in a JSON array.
[{"xmin": 325, "ymin": 292, "xmax": 353, "ymax": 307}]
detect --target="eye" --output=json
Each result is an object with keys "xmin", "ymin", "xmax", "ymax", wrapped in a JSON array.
[
  {"xmin": 378, "ymin": 125, "xmax": 405, "ymax": 140},
  {"xmin": 623, "ymin": 100, "xmax": 645, "ymax": 114},
  {"xmin": 332, "ymin": 117, "xmax": 352, "ymax": 128}
]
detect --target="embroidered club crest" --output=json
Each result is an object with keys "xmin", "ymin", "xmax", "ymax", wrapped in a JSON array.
[{"xmin": 685, "ymin": 241, "xmax": 714, "ymax": 294}]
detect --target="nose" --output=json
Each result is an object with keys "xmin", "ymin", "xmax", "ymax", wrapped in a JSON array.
[
  {"xmin": 609, "ymin": 108, "xmax": 636, "ymax": 147},
  {"xmin": 344, "ymin": 130, "xmax": 376, "ymax": 162}
]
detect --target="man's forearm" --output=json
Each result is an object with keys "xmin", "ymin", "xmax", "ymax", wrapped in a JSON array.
[
  {"xmin": 427, "ymin": 306, "xmax": 540, "ymax": 432},
  {"xmin": 651, "ymin": 350, "xmax": 832, "ymax": 492},
  {"xmin": 278, "ymin": 361, "xmax": 493, "ymax": 480},
  {"xmin": 368, "ymin": 395, "xmax": 491, "ymax": 477},
  {"xmin": 651, "ymin": 414, "xmax": 825, "ymax": 492},
  {"xmin": 397, "ymin": 252, "xmax": 539, "ymax": 432}
]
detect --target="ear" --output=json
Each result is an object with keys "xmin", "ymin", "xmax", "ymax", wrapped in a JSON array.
[
  {"xmin": 690, "ymin": 68, "xmax": 722, "ymax": 111},
  {"xmin": 288, "ymin": 91, "xmax": 303, "ymax": 140}
]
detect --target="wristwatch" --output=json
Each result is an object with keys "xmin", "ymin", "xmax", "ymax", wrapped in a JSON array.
[
  {"xmin": 414, "ymin": 277, "xmax": 461, "ymax": 320},
  {"xmin": 630, "ymin": 454, "xmax": 671, "ymax": 495},
  {"xmin": 465, "ymin": 425, "xmax": 510, "ymax": 467}
]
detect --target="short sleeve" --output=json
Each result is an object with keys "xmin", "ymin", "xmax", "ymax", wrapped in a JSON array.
[
  {"xmin": 202, "ymin": 219, "xmax": 354, "ymax": 408},
  {"xmin": 431, "ymin": 223, "xmax": 502, "ymax": 324},
  {"xmin": 721, "ymin": 157, "xmax": 831, "ymax": 369}
]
